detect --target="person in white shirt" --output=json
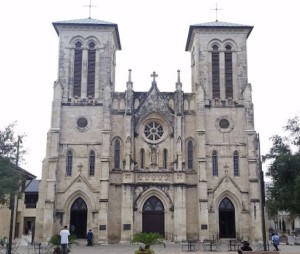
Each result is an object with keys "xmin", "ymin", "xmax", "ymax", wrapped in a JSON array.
[{"xmin": 60, "ymin": 225, "xmax": 70, "ymax": 254}]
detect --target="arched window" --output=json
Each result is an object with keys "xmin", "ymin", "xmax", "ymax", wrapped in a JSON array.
[
  {"xmin": 163, "ymin": 149, "xmax": 168, "ymax": 169},
  {"xmin": 140, "ymin": 148, "xmax": 145, "ymax": 168},
  {"xmin": 225, "ymin": 45, "xmax": 233, "ymax": 98},
  {"xmin": 87, "ymin": 42, "xmax": 96, "ymax": 97},
  {"xmin": 114, "ymin": 140, "xmax": 120, "ymax": 169},
  {"xmin": 212, "ymin": 45, "xmax": 220, "ymax": 98},
  {"xmin": 66, "ymin": 150, "xmax": 73, "ymax": 176},
  {"xmin": 89, "ymin": 150, "xmax": 95, "ymax": 176},
  {"xmin": 73, "ymin": 42, "xmax": 82, "ymax": 97},
  {"xmin": 233, "ymin": 150, "xmax": 239, "ymax": 176},
  {"xmin": 212, "ymin": 150, "xmax": 218, "ymax": 176},
  {"xmin": 187, "ymin": 140, "xmax": 193, "ymax": 170}
]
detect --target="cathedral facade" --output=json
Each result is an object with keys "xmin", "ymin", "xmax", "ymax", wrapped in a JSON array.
[{"xmin": 36, "ymin": 17, "xmax": 263, "ymax": 243}]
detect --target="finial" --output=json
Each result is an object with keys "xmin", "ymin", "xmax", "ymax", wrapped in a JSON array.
[
  {"xmin": 176, "ymin": 70, "xmax": 182, "ymax": 91},
  {"xmin": 84, "ymin": 0, "xmax": 96, "ymax": 19},
  {"xmin": 177, "ymin": 70, "xmax": 181, "ymax": 83},
  {"xmin": 128, "ymin": 69, "xmax": 132, "ymax": 82},
  {"xmin": 151, "ymin": 71, "xmax": 158, "ymax": 82},
  {"xmin": 211, "ymin": 3, "xmax": 223, "ymax": 21}
]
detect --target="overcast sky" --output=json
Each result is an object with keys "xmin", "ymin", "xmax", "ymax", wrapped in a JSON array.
[{"xmin": 1, "ymin": 0, "xmax": 299, "ymax": 179}]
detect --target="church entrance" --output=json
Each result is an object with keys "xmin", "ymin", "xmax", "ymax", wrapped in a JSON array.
[
  {"xmin": 70, "ymin": 197, "xmax": 87, "ymax": 238},
  {"xmin": 142, "ymin": 196, "xmax": 165, "ymax": 237},
  {"xmin": 218, "ymin": 197, "xmax": 236, "ymax": 238}
]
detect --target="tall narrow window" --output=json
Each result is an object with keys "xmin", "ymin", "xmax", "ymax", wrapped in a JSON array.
[
  {"xmin": 66, "ymin": 150, "xmax": 73, "ymax": 176},
  {"xmin": 225, "ymin": 45, "xmax": 233, "ymax": 98},
  {"xmin": 140, "ymin": 149, "xmax": 145, "ymax": 168},
  {"xmin": 187, "ymin": 140, "xmax": 193, "ymax": 170},
  {"xmin": 212, "ymin": 150, "xmax": 218, "ymax": 176},
  {"xmin": 163, "ymin": 149, "xmax": 168, "ymax": 169},
  {"xmin": 73, "ymin": 42, "xmax": 82, "ymax": 97},
  {"xmin": 212, "ymin": 45, "xmax": 220, "ymax": 98},
  {"xmin": 87, "ymin": 42, "xmax": 96, "ymax": 97},
  {"xmin": 89, "ymin": 150, "xmax": 95, "ymax": 176},
  {"xmin": 114, "ymin": 140, "xmax": 120, "ymax": 169},
  {"xmin": 233, "ymin": 150, "xmax": 239, "ymax": 176}
]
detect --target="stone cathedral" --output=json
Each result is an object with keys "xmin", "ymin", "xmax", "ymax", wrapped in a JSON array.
[{"xmin": 36, "ymin": 17, "xmax": 263, "ymax": 243}]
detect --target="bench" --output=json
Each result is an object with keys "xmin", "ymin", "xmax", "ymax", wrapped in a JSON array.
[
  {"xmin": 182, "ymin": 240, "xmax": 197, "ymax": 251},
  {"xmin": 203, "ymin": 239, "xmax": 217, "ymax": 251},
  {"xmin": 228, "ymin": 239, "xmax": 240, "ymax": 251}
]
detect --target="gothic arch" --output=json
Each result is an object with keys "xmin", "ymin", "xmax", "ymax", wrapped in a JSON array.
[
  {"xmin": 85, "ymin": 36, "xmax": 101, "ymax": 47},
  {"xmin": 134, "ymin": 187, "xmax": 173, "ymax": 212},
  {"xmin": 69, "ymin": 36, "xmax": 84, "ymax": 46}
]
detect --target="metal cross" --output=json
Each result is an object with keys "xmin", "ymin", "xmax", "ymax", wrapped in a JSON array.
[
  {"xmin": 84, "ymin": 0, "xmax": 96, "ymax": 19},
  {"xmin": 211, "ymin": 3, "xmax": 223, "ymax": 21},
  {"xmin": 151, "ymin": 71, "xmax": 158, "ymax": 82}
]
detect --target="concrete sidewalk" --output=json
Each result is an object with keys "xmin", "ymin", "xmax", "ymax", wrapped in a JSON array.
[{"xmin": 15, "ymin": 241, "xmax": 300, "ymax": 254}]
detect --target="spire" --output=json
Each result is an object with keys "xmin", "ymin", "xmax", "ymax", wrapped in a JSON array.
[
  {"xmin": 176, "ymin": 70, "xmax": 182, "ymax": 91},
  {"xmin": 126, "ymin": 69, "xmax": 133, "ymax": 90}
]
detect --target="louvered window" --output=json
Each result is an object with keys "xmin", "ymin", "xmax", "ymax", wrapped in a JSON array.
[
  {"xmin": 212, "ymin": 45, "xmax": 220, "ymax": 98},
  {"xmin": 73, "ymin": 42, "xmax": 82, "ymax": 97},
  {"xmin": 89, "ymin": 150, "xmax": 95, "ymax": 176},
  {"xmin": 225, "ymin": 45, "xmax": 233, "ymax": 98},
  {"xmin": 233, "ymin": 150, "xmax": 239, "ymax": 176},
  {"xmin": 187, "ymin": 140, "xmax": 193, "ymax": 170},
  {"xmin": 114, "ymin": 140, "xmax": 120, "ymax": 169},
  {"xmin": 87, "ymin": 42, "xmax": 96, "ymax": 97},
  {"xmin": 212, "ymin": 150, "xmax": 218, "ymax": 176},
  {"xmin": 66, "ymin": 150, "xmax": 73, "ymax": 176}
]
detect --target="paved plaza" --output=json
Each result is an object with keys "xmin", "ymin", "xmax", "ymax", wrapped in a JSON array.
[{"xmin": 12, "ymin": 241, "xmax": 300, "ymax": 254}]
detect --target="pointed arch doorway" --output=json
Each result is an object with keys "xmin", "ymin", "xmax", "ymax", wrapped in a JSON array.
[
  {"xmin": 142, "ymin": 196, "xmax": 165, "ymax": 237},
  {"xmin": 70, "ymin": 197, "xmax": 87, "ymax": 238},
  {"xmin": 219, "ymin": 197, "xmax": 236, "ymax": 238}
]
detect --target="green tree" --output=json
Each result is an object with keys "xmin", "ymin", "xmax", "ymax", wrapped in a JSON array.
[
  {"xmin": 0, "ymin": 122, "xmax": 25, "ymax": 205},
  {"xmin": 263, "ymin": 116, "xmax": 300, "ymax": 216}
]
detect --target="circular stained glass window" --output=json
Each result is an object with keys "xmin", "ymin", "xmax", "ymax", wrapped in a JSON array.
[
  {"xmin": 77, "ymin": 117, "xmax": 88, "ymax": 128},
  {"xmin": 144, "ymin": 121, "xmax": 164, "ymax": 141}
]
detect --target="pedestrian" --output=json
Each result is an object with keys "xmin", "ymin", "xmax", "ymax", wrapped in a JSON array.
[
  {"xmin": 60, "ymin": 225, "xmax": 70, "ymax": 254},
  {"xmin": 86, "ymin": 229, "xmax": 94, "ymax": 246},
  {"xmin": 237, "ymin": 241, "xmax": 252, "ymax": 254},
  {"xmin": 271, "ymin": 232, "xmax": 280, "ymax": 251}
]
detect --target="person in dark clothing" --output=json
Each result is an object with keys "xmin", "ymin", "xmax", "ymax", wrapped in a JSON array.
[
  {"xmin": 86, "ymin": 229, "xmax": 94, "ymax": 246},
  {"xmin": 238, "ymin": 241, "xmax": 252, "ymax": 254}
]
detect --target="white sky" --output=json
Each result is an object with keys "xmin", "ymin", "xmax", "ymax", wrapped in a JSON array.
[{"xmin": 1, "ymin": 0, "xmax": 299, "ymax": 179}]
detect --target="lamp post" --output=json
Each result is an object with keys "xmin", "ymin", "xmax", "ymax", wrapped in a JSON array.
[{"xmin": 7, "ymin": 136, "xmax": 21, "ymax": 254}]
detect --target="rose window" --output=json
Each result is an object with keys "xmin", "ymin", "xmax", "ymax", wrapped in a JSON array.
[{"xmin": 144, "ymin": 121, "xmax": 164, "ymax": 141}]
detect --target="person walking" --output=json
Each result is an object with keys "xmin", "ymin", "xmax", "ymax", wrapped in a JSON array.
[
  {"xmin": 271, "ymin": 232, "xmax": 280, "ymax": 251},
  {"xmin": 86, "ymin": 229, "xmax": 94, "ymax": 246},
  {"xmin": 60, "ymin": 225, "xmax": 70, "ymax": 254}
]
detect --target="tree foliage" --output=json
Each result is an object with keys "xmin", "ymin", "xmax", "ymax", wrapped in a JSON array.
[
  {"xmin": 131, "ymin": 232, "xmax": 165, "ymax": 253},
  {"xmin": 0, "ymin": 122, "xmax": 26, "ymax": 206},
  {"xmin": 263, "ymin": 116, "xmax": 300, "ymax": 216}
]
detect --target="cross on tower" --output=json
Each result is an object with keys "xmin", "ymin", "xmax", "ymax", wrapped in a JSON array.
[
  {"xmin": 84, "ymin": 0, "xmax": 96, "ymax": 19},
  {"xmin": 211, "ymin": 3, "xmax": 223, "ymax": 21},
  {"xmin": 151, "ymin": 71, "xmax": 158, "ymax": 82}
]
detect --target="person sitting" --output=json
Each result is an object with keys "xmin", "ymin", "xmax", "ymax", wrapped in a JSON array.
[
  {"xmin": 86, "ymin": 229, "xmax": 94, "ymax": 246},
  {"xmin": 238, "ymin": 241, "xmax": 252, "ymax": 254}
]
